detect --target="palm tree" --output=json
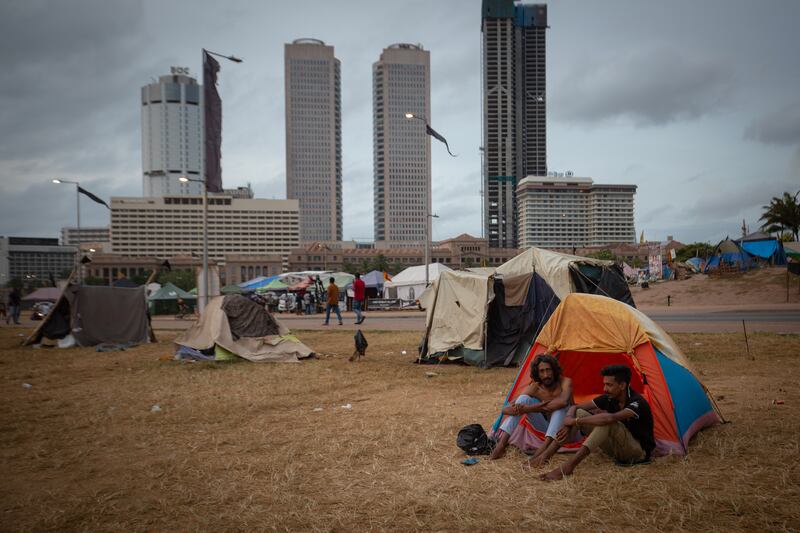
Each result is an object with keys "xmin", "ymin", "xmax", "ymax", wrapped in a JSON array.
[{"xmin": 760, "ymin": 190, "xmax": 800, "ymax": 241}]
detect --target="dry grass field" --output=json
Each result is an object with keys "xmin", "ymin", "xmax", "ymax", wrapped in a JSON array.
[{"xmin": 1, "ymin": 325, "xmax": 799, "ymax": 532}]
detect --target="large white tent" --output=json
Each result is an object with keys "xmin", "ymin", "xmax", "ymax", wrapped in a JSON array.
[{"xmin": 382, "ymin": 263, "xmax": 452, "ymax": 301}]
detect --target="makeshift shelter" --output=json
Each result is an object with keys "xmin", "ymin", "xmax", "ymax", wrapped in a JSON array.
[
  {"xmin": 147, "ymin": 282, "xmax": 197, "ymax": 315},
  {"xmin": 704, "ymin": 238, "xmax": 752, "ymax": 273},
  {"xmin": 419, "ymin": 248, "xmax": 635, "ymax": 368},
  {"xmin": 25, "ymin": 284, "xmax": 152, "ymax": 347},
  {"xmin": 239, "ymin": 275, "xmax": 280, "ymax": 291},
  {"xmin": 174, "ymin": 295, "xmax": 314, "ymax": 363},
  {"xmin": 361, "ymin": 270, "xmax": 385, "ymax": 298},
  {"xmin": 221, "ymin": 284, "xmax": 244, "ymax": 294},
  {"xmin": 21, "ymin": 287, "xmax": 61, "ymax": 302},
  {"xmin": 493, "ymin": 293, "xmax": 723, "ymax": 456},
  {"xmin": 383, "ymin": 263, "xmax": 451, "ymax": 301},
  {"xmin": 685, "ymin": 257, "xmax": 705, "ymax": 273},
  {"xmin": 738, "ymin": 231, "xmax": 787, "ymax": 266}
]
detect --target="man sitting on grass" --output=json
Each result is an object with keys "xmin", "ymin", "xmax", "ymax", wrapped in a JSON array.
[
  {"xmin": 540, "ymin": 364, "xmax": 655, "ymax": 481},
  {"xmin": 490, "ymin": 354, "xmax": 573, "ymax": 467}
]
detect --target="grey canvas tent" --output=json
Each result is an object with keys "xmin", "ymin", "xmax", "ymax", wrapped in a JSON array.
[
  {"xmin": 419, "ymin": 247, "xmax": 635, "ymax": 368},
  {"xmin": 25, "ymin": 284, "xmax": 153, "ymax": 347}
]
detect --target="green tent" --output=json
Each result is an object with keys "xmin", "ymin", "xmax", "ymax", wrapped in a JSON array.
[
  {"xmin": 221, "ymin": 284, "xmax": 244, "ymax": 294},
  {"xmin": 148, "ymin": 282, "xmax": 197, "ymax": 315},
  {"xmin": 255, "ymin": 278, "xmax": 290, "ymax": 293}
]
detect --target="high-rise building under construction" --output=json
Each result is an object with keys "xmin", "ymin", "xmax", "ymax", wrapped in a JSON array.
[{"xmin": 482, "ymin": 1, "xmax": 547, "ymax": 248}]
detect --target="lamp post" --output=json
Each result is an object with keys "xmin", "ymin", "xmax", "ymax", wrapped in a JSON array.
[
  {"xmin": 425, "ymin": 213, "xmax": 439, "ymax": 287},
  {"xmin": 52, "ymin": 179, "xmax": 82, "ymax": 283},
  {"xmin": 404, "ymin": 113, "xmax": 455, "ymax": 288},
  {"xmin": 179, "ymin": 176, "xmax": 209, "ymax": 311}
]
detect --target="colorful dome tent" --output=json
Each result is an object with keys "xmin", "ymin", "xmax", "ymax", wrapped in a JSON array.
[
  {"xmin": 738, "ymin": 231, "xmax": 787, "ymax": 266},
  {"xmin": 704, "ymin": 237, "xmax": 752, "ymax": 273},
  {"xmin": 493, "ymin": 293, "xmax": 723, "ymax": 456},
  {"xmin": 419, "ymin": 247, "xmax": 635, "ymax": 368}
]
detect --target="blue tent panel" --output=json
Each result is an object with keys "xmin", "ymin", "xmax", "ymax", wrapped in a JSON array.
[
  {"xmin": 239, "ymin": 275, "xmax": 280, "ymax": 290},
  {"xmin": 741, "ymin": 240, "xmax": 777, "ymax": 259},
  {"xmin": 656, "ymin": 349, "xmax": 714, "ymax": 442}
]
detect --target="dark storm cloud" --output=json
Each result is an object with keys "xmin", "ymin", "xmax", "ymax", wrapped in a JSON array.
[
  {"xmin": 0, "ymin": 1, "xmax": 146, "ymax": 160},
  {"xmin": 553, "ymin": 48, "xmax": 733, "ymax": 127},
  {"xmin": 744, "ymin": 103, "xmax": 800, "ymax": 146}
]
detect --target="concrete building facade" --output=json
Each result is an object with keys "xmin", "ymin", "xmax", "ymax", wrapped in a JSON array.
[
  {"xmin": 517, "ymin": 175, "xmax": 636, "ymax": 249},
  {"xmin": 373, "ymin": 43, "xmax": 431, "ymax": 247},
  {"xmin": 285, "ymin": 39, "xmax": 342, "ymax": 243},
  {"xmin": 288, "ymin": 234, "xmax": 520, "ymax": 272},
  {"xmin": 0, "ymin": 237, "xmax": 77, "ymax": 286},
  {"xmin": 141, "ymin": 68, "xmax": 203, "ymax": 196},
  {"xmin": 109, "ymin": 196, "xmax": 299, "ymax": 269},
  {"xmin": 482, "ymin": 1, "xmax": 548, "ymax": 248},
  {"xmin": 60, "ymin": 227, "xmax": 110, "ymax": 246}
]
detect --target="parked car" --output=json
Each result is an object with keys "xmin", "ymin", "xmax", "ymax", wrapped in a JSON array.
[{"xmin": 31, "ymin": 301, "xmax": 54, "ymax": 321}]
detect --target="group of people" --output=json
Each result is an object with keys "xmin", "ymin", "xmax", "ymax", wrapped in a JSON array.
[
  {"xmin": 322, "ymin": 273, "xmax": 366, "ymax": 326},
  {"xmin": 490, "ymin": 354, "xmax": 655, "ymax": 481}
]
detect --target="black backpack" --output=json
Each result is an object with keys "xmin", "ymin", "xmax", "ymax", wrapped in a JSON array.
[{"xmin": 456, "ymin": 424, "xmax": 495, "ymax": 455}]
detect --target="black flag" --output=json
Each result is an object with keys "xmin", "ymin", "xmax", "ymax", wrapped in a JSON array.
[
  {"xmin": 425, "ymin": 124, "xmax": 457, "ymax": 157},
  {"xmin": 78, "ymin": 186, "xmax": 110, "ymax": 209},
  {"xmin": 203, "ymin": 50, "xmax": 224, "ymax": 193}
]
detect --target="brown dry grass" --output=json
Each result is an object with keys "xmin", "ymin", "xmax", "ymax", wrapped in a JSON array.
[{"xmin": 1, "ymin": 326, "xmax": 799, "ymax": 532}]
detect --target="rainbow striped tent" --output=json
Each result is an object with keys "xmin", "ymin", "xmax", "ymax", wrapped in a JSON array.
[{"xmin": 494, "ymin": 293, "xmax": 723, "ymax": 456}]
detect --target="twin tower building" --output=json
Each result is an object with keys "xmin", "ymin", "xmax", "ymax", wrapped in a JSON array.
[{"xmin": 141, "ymin": 2, "xmax": 554, "ymax": 250}]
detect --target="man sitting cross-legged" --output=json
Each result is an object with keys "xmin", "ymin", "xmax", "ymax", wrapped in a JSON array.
[
  {"xmin": 540, "ymin": 364, "xmax": 655, "ymax": 481},
  {"xmin": 490, "ymin": 354, "xmax": 573, "ymax": 467}
]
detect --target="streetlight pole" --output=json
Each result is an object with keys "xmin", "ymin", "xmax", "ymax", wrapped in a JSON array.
[
  {"xmin": 425, "ymin": 213, "xmax": 439, "ymax": 287},
  {"xmin": 404, "ymin": 112, "xmax": 455, "ymax": 288},
  {"xmin": 52, "ymin": 179, "xmax": 81, "ymax": 283},
  {"xmin": 179, "ymin": 176, "xmax": 209, "ymax": 311}
]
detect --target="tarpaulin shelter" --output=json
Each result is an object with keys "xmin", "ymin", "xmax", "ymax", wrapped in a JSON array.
[
  {"xmin": 221, "ymin": 284, "xmax": 244, "ymax": 294},
  {"xmin": 239, "ymin": 275, "xmax": 280, "ymax": 291},
  {"xmin": 22, "ymin": 287, "xmax": 61, "ymax": 302},
  {"xmin": 704, "ymin": 237, "xmax": 752, "ymax": 272},
  {"xmin": 493, "ymin": 293, "xmax": 722, "ymax": 456},
  {"xmin": 174, "ymin": 295, "xmax": 314, "ymax": 363},
  {"xmin": 383, "ymin": 263, "xmax": 451, "ymax": 301},
  {"xmin": 147, "ymin": 282, "xmax": 196, "ymax": 315},
  {"xmin": 685, "ymin": 257, "xmax": 705, "ymax": 272},
  {"xmin": 738, "ymin": 231, "xmax": 787, "ymax": 266},
  {"xmin": 255, "ymin": 278, "xmax": 290, "ymax": 293},
  {"xmin": 361, "ymin": 270, "xmax": 385, "ymax": 298},
  {"xmin": 25, "ymin": 284, "xmax": 153, "ymax": 347},
  {"xmin": 419, "ymin": 247, "xmax": 635, "ymax": 368}
]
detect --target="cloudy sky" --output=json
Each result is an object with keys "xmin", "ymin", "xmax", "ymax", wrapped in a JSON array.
[{"xmin": 1, "ymin": 0, "xmax": 798, "ymax": 245}]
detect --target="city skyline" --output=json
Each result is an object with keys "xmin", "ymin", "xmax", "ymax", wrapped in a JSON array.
[{"xmin": 1, "ymin": 0, "xmax": 798, "ymax": 246}]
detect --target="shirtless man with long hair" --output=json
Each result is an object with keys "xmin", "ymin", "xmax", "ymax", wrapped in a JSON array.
[{"xmin": 490, "ymin": 354, "xmax": 573, "ymax": 467}]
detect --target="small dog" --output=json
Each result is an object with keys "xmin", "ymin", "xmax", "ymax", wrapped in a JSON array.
[{"xmin": 349, "ymin": 329, "xmax": 368, "ymax": 362}]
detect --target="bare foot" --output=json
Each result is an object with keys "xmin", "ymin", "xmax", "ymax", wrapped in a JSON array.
[
  {"xmin": 539, "ymin": 467, "xmax": 569, "ymax": 481},
  {"xmin": 526, "ymin": 454, "xmax": 550, "ymax": 469}
]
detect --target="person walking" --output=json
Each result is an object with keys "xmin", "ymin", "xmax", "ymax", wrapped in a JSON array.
[
  {"xmin": 323, "ymin": 277, "xmax": 342, "ymax": 326},
  {"xmin": 353, "ymin": 273, "xmax": 366, "ymax": 325},
  {"xmin": 8, "ymin": 287, "xmax": 22, "ymax": 325}
]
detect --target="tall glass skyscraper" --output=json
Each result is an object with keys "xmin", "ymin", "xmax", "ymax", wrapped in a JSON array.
[{"xmin": 482, "ymin": 1, "xmax": 548, "ymax": 248}]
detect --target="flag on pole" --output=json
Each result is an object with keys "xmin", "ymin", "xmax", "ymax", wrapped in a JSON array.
[
  {"xmin": 203, "ymin": 50, "xmax": 223, "ymax": 193},
  {"xmin": 425, "ymin": 124, "xmax": 457, "ymax": 157},
  {"xmin": 78, "ymin": 186, "xmax": 109, "ymax": 209}
]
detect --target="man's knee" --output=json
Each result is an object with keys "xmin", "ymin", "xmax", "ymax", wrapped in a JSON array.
[{"xmin": 575, "ymin": 408, "xmax": 592, "ymax": 418}]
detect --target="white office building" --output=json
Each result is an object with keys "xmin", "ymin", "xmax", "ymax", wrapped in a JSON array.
[
  {"xmin": 110, "ymin": 196, "xmax": 300, "ymax": 268},
  {"xmin": 141, "ymin": 68, "xmax": 203, "ymax": 196},
  {"xmin": 373, "ymin": 43, "xmax": 431, "ymax": 246},
  {"xmin": 61, "ymin": 226, "xmax": 110, "ymax": 246},
  {"xmin": 517, "ymin": 175, "xmax": 636, "ymax": 249}
]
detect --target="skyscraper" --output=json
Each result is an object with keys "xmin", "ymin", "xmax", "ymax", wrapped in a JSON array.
[
  {"xmin": 482, "ymin": 1, "xmax": 548, "ymax": 248},
  {"xmin": 373, "ymin": 43, "xmax": 431, "ymax": 246},
  {"xmin": 141, "ymin": 68, "xmax": 203, "ymax": 196},
  {"xmin": 285, "ymin": 39, "xmax": 342, "ymax": 243}
]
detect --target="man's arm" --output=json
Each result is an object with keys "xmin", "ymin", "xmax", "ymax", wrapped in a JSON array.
[
  {"xmin": 565, "ymin": 407, "xmax": 635, "ymax": 429},
  {"xmin": 542, "ymin": 377, "xmax": 573, "ymax": 412}
]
